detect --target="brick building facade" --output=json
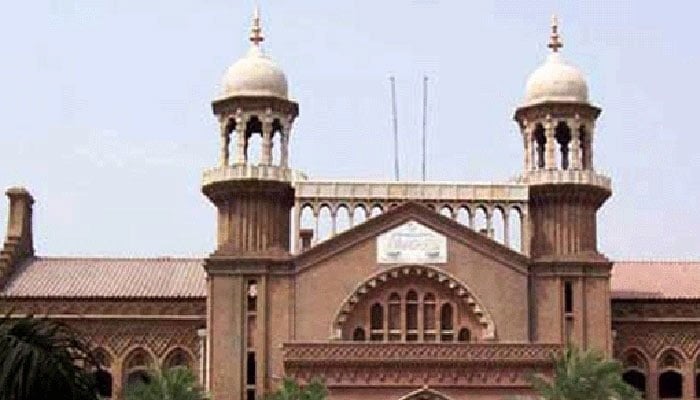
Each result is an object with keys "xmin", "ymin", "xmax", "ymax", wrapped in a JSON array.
[{"xmin": 1, "ymin": 10, "xmax": 699, "ymax": 400}]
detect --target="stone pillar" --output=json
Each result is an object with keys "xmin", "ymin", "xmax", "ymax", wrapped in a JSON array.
[
  {"xmin": 503, "ymin": 210, "xmax": 510, "ymax": 248},
  {"xmin": 570, "ymin": 117, "xmax": 582, "ymax": 170},
  {"xmin": 520, "ymin": 208, "xmax": 529, "ymax": 256},
  {"xmin": 349, "ymin": 208, "xmax": 355, "ymax": 227},
  {"xmin": 524, "ymin": 124, "xmax": 533, "ymax": 172},
  {"xmin": 280, "ymin": 128, "xmax": 289, "ymax": 168},
  {"xmin": 219, "ymin": 119, "xmax": 231, "ymax": 167},
  {"xmin": 486, "ymin": 207, "xmax": 494, "ymax": 239},
  {"xmin": 544, "ymin": 116, "xmax": 556, "ymax": 170},
  {"xmin": 331, "ymin": 208, "xmax": 337, "ymax": 236},
  {"xmin": 261, "ymin": 118, "xmax": 273, "ymax": 166},
  {"xmin": 235, "ymin": 116, "xmax": 247, "ymax": 165},
  {"xmin": 314, "ymin": 209, "xmax": 319, "ymax": 244},
  {"xmin": 586, "ymin": 122, "xmax": 595, "ymax": 170},
  {"xmin": 197, "ymin": 328, "xmax": 208, "ymax": 386}
]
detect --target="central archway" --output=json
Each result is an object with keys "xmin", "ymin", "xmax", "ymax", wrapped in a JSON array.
[
  {"xmin": 398, "ymin": 387, "xmax": 454, "ymax": 400},
  {"xmin": 331, "ymin": 265, "xmax": 496, "ymax": 341}
]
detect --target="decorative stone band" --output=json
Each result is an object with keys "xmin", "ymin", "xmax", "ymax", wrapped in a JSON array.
[
  {"xmin": 202, "ymin": 165, "xmax": 308, "ymax": 185},
  {"xmin": 283, "ymin": 342, "xmax": 561, "ymax": 388},
  {"xmin": 283, "ymin": 342, "xmax": 562, "ymax": 364},
  {"xmin": 519, "ymin": 169, "xmax": 611, "ymax": 190},
  {"xmin": 295, "ymin": 180, "xmax": 528, "ymax": 203}
]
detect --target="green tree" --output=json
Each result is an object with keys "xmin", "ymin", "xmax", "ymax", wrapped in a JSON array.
[
  {"xmin": 124, "ymin": 366, "xmax": 208, "ymax": 400},
  {"xmin": 266, "ymin": 377, "xmax": 327, "ymax": 400},
  {"xmin": 0, "ymin": 315, "xmax": 100, "ymax": 400},
  {"xmin": 529, "ymin": 345, "xmax": 641, "ymax": 400}
]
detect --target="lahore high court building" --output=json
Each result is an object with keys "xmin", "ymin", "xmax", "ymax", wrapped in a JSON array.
[{"xmin": 1, "ymin": 8, "xmax": 699, "ymax": 400}]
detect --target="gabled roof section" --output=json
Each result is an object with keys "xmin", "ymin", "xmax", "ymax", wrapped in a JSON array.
[
  {"xmin": 0, "ymin": 257, "xmax": 206, "ymax": 299},
  {"xmin": 295, "ymin": 201, "xmax": 529, "ymax": 273}
]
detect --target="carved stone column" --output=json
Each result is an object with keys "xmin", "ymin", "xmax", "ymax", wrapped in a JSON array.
[
  {"xmin": 503, "ymin": 210, "xmax": 510, "ymax": 248},
  {"xmin": 261, "ymin": 118, "xmax": 273, "ymax": 166},
  {"xmin": 570, "ymin": 116, "xmax": 582, "ymax": 170},
  {"xmin": 280, "ymin": 127, "xmax": 289, "ymax": 168},
  {"xmin": 219, "ymin": 118, "xmax": 231, "ymax": 167},
  {"xmin": 544, "ymin": 116, "xmax": 556, "ymax": 170},
  {"xmin": 235, "ymin": 115, "xmax": 247, "ymax": 165},
  {"xmin": 523, "ymin": 123, "xmax": 533, "ymax": 172},
  {"xmin": 486, "ymin": 206, "xmax": 494, "ymax": 239}
]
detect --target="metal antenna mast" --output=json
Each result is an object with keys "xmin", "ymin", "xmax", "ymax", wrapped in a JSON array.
[
  {"xmin": 422, "ymin": 76, "xmax": 428, "ymax": 181},
  {"xmin": 390, "ymin": 76, "xmax": 399, "ymax": 181}
]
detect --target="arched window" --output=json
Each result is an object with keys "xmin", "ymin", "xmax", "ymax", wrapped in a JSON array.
[
  {"xmin": 353, "ymin": 205, "xmax": 367, "ymax": 226},
  {"xmin": 458, "ymin": 328, "xmax": 471, "ymax": 342},
  {"xmin": 406, "ymin": 290, "xmax": 418, "ymax": 341},
  {"xmin": 245, "ymin": 116, "xmax": 263, "ymax": 165},
  {"xmin": 92, "ymin": 348, "xmax": 113, "ymax": 398},
  {"xmin": 440, "ymin": 303, "xmax": 454, "ymax": 342},
  {"xmin": 423, "ymin": 293, "xmax": 436, "ymax": 342},
  {"xmin": 622, "ymin": 370, "xmax": 646, "ymax": 397},
  {"xmin": 352, "ymin": 327, "xmax": 366, "ymax": 341},
  {"xmin": 658, "ymin": 371, "xmax": 682, "ymax": 399},
  {"xmin": 621, "ymin": 349, "xmax": 648, "ymax": 398},
  {"xmin": 163, "ymin": 348, "xmax": 193, "ymax": 370},
  {"xmin": 123, "ymin": 348, "xmax": 154, "ymax": 389},
  {"xmin": 439, "ymin": 206, "xmax": 453, "ymax": 219},
  {"xmin": 370, "ymin": 204, "xmax": 383, "ymax": 218},
  {"xmin": 658, "ymin": 350, "xmax": 683, "ymax": 399},
  {"xmin": 555, "ymin": 121, "xmax": 571, "ymax": 170},
  {"xmin": 388, "ymin": 293, "xmax": 401, "ymax": 341},
  {"xmin": 95, "ymin": 370, "xmax": 113, "ymax": 398},
  {"xmin": 533, "ymin": 124, "xmax": 546, "ymax": 169},
  {"xmin": 370, "ymin": 303, "xmax": 383, "ymax": 341}
]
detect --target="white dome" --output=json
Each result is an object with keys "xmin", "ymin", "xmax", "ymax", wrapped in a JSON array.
[
  {"xmin": 220, "ymin": 45, "xmax": 288, "ymax": 100},
  {"xmin": 524, "ymin": 52, "xmax": 588, "ymax": 106}
]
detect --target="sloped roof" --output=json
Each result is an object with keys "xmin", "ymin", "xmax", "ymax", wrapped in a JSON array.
[
  {"xmin": 0, "ymin": 257, "xmax": 206, "ymax": 299},
  {"xmin": 1, "ymin": 255, "xmax": 699, "ymax": 301},
  {"xmin": 610, "ymin": 261, "xmax": 700, "ymax": 300}
]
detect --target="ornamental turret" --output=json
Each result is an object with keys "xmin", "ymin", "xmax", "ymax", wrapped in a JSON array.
[
  {"xmin": 514, "ymin": 16, "xmax": 611, "ymax": 260},
  {"xmin": 515, "ymin": 17, "xmax": 613, "ymax": 353}
]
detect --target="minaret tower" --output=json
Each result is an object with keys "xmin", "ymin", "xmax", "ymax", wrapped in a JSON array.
[
  {"xmin": 514, "ymin": 17, "xmax": 613, "ymax": 352},
  {"xmin": 202, "ymin": 8, "xmax": 299, "ymax": 400}
]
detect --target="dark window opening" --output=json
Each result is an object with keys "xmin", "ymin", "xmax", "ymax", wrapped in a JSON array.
[
  {"xmin": 658, "ymin": 370, "xmax": 682, "ymax": 399},
  {"xmin": 247, "ymin": 280, "xmax": 258, "ymax": 312},
  {"xmin": 534, "ymin": 124, "xmax": 546, "ymax": 169},
  {"xmin": 126, "ymin": 370, "xmax": 151, "ymax": 387},
  {"xmin": 555, "ymin": 121, "xmax": 572, "ymax": 170},
  {"xmin": 458, "ymin": 328, "xmax": 471, "ymax": 342},
  {"xmin": 246, "ymin": 352, "xmax": 256, "ymax": 386},
  {"xmin": 440, "ymin": 303, "xmax": 454, "ymax": 342},
  {"xmin": 247, "ymin": 389, "xmax": 256, "ymax": 400},
  {"xmin": 352, "ymin": 327, "xmax": 366, "ymax": 341},
  {"xmin": 695, "ymin": 373, "xmax": 700, "ymax": 399},
  {"xmin": 94, "ymin": 370, "xmax": 113, "ymax": 398},
  {"xmin": 622, "ymin": 370, "xmax": 646, "ymax": 398},
  {"xmin": 564, "ymin": 281, "xmax": 573, "ymax": 314},
  {"xmin": 370, "ymin": 303, "xmax": 383, "ymax": 341}
]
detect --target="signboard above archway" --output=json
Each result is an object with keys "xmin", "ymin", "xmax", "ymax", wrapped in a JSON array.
[{"xmin": 377, "ymin": 220, "xmax": 447, "ymax": 264}]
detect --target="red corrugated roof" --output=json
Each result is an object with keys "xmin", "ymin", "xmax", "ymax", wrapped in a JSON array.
[
  {"xmin": 0, "ymin": 257, "xmax": 206, "ymax": 298},
  {"xmin": 610, "ymin": 261, "xmax": 700, "ymax": 300},
  {"xmin": 1, "ymin": 258, "xmax": 698, "ymax": 300}
]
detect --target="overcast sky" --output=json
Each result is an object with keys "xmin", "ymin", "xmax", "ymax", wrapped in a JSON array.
[{"xmin": 1, "ymin": 1, "xmax": 697, "ymax": 259}]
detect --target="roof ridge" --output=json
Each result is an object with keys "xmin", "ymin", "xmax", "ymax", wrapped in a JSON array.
[
  {"xmin": 614, "ymin": 260, "xmax": 700, "ymax": 264},
  {"xmin": 34, "ymin": 256, "xmax": 205, "ymax": 262}
]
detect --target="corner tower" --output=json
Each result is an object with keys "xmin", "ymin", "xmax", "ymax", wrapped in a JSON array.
[
  {"xmin": 514, "ymin": 17, "xmax": 613, "ymax": 352},
  {"xmin": 202, "ymin": 8, "xmax": 299, "ymax": 400}
]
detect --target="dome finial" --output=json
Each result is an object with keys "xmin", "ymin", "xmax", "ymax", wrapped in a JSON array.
[
  {"xmin": 548, "ymin": 14, "xmax": 563, "ymax": 53},
  {"xmin": 249, "ymin": 4, "xmax": 264, "ymax": 46}
]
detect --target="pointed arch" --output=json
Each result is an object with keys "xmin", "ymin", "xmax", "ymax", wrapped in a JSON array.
[
  {"xmin": 163, "ymin": 347, "xmax": 195, "ymax": 370},
  {"xmin": 397, "ymin": 387, "xmax": 455, "ymax": 400},
  {"xmin": 331, "ymin": 264, "xmax": 496, "ymax": 340},
  {"xmin": 123, "ymin": 347, "xmax": 156, "ymax": 388}
]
